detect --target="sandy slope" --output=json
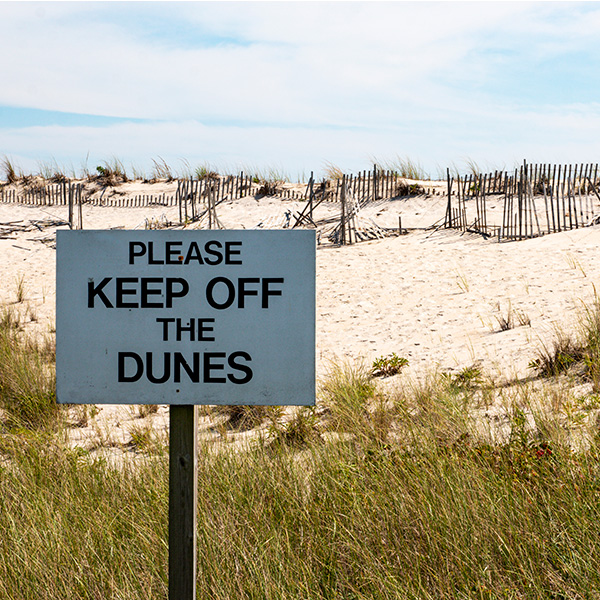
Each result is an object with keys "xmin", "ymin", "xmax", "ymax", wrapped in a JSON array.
[
  {"xmin": 1, "ymin": 192, "xmax": 599, "ymax": 383},
  {"xmin": 1, "ymin": 188, "xmax": 599, "ymax": 452}
]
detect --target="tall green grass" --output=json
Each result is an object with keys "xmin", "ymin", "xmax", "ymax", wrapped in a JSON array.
[
  {"xmin": 2, "ymin": 305, "xmax": 600, "ymax": 597},
  {"xmin": 0, "ymin": 437, "xmax": 168, "ymax": 599},
  {"xmin": 2, "ymin": 372, "xmax": 600, "ymax": 599},
  {"xmin": 0, "ymin": 308, "xmax": 58, "ymax": 430}
]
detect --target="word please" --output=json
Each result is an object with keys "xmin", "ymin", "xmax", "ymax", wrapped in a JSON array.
[
  {"xmin": 87, "ymin": 277, "xmax": 284, "ymax": 309},
  {"xmin": 129, "ymin": 240, "xmax": 242, "ymax": 265}
]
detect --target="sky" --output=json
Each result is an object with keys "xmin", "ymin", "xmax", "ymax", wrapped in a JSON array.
[{"xmin": 1, "ymin": 1, "xmax": 600, "ymax": 181}]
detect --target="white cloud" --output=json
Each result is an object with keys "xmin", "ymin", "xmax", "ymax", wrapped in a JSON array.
[
  {"xmin": 3, "ymin": 98, "xmax": 600, "ymax": 179},
  {"xmin": 0, "ymin": 2, "xmax": 590, "ymax": 121},
  {"xmin": 1, "ymin": 2, "xmax": 600, "ymax": 173}
]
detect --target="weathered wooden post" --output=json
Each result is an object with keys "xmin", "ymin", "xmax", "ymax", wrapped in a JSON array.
[
  {"xmin": 445, "ymin": 167, "xmax": 452, "ymax": 228},
  {"xmin": 169, "ymin": 405, "xmax": 198, "ymax": 600},
  {"xmin": 340, "ymin": 175, "xmax": 346, "ymax": 245},
  {"xmin": 308, "ymin": 172, "xmax": 314, "ymax": 221}
]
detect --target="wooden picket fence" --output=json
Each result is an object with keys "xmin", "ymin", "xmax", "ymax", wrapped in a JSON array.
[
  {"xmin": 0, "ymin": 167, "xmax": 434, "ymax": 213},
  {"xmin": 4, "ymin": 162, "xmax": 599, "ymax": 242},
  {"xmin": 445, "ymin": 161, "xmax": 600, "ymax": 241},
  {"xmin": 0, "ymin": 182, "xmax": 83, "ymax": 206},
  {"xmin": 300, "ymin": 168, "xmax": 437, "ymax": 206},
  {"xmin": 0, "ymin": 182, "xmax": 177, "ymax": 208},
  {"xmin": 175, "ymin": 174, "xmax": 253, "ymax": 222},
  {"xmin": 0, "ymin": 172, "xmax": 257, "ymax": 210}
]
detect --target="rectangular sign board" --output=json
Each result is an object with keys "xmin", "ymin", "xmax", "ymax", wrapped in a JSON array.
[{"xmin": 56, "ymin": 230, "xmax": 315, "ymax": 405}]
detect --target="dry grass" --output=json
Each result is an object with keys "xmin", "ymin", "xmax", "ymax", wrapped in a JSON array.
[
  {"xmin": 0, "ymin": 309, "xmax": 58, "ymax": 430},
  {"xmin": 323, "ymin": 161, "xmax": 344, "ymax": 180},
  {"xmin": 530, "ymin": 295, "xmax": 600, "ymax": 384},
  {"xmin": 3, "ymin": 359, "xmax": 600, "ymax": 598},
  {"xmin": 151, "ymin": 157, "xmax": 173, "ymax": 182},
  {"xmin": 1, "ymin": 289, "xmax": 600, "ymax": 597},
  {"xmin": 1, "ymin": 155, "xmax": 20, "ymax": 184},
  {"xmin": 94, "ymin": 157, "xmax": 129, "ymax": 186},
  {"xmin": 372, "ymin": 155, "xmax": 429, "ymax": 180}
]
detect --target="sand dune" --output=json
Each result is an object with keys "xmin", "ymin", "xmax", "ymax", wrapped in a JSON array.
[{"xmin": 1, "ymin": 189, "xmax": 599, "ymax": 387}]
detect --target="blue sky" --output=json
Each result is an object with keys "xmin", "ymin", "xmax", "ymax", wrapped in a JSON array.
[{"xmin": 1, "ymin": 1, "xmax": 600, "ymax": 180}]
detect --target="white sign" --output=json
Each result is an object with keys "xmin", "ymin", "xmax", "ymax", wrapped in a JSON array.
[{"xmin": 56, "ymin": 230, "xmax": 315, "ymax": 405}]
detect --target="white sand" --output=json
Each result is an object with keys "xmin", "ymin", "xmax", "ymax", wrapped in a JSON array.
[
  {"xmin": 1, "ymin": 185, "xmax": 600, "ymax": 452},
  {"xmin": 2, "ymin": 190, "xmax": 600, "ymax": 384}
]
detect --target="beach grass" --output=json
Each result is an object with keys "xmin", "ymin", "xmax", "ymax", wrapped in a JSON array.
[
  {"xmin": 94, "ymin": 157, "xmax": 129, "ymax": 186},
  {"xmin": 323, "ymin": 160, "xmax": 344, "ymax": 180},
  {"xmin": 1, "ymin": 297, "xmax": 600, "ymax": 597},
  {"xmin": 1, "ymin": 364, "xmax": 600, "ymax": 598},
  {"xmin": 530, "ymin": 294, "xmax": 600, "ymax": 383},
  {"xmin": 372, "ymin": 155, "xmax": 430, "ymax": 180},
  {"xmin": 151, "ymin": 157, "xmax": 174, "ymax": 182},
  {"xmin": 0, "ymin": 307, "xmax": 59, "ymax": 430},
  {"xmin": 1, "ymin": 155, "xmax": 20, "ymax": 184}
]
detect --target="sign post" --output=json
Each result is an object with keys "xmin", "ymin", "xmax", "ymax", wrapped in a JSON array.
[
  {"xmin": 56, "ymin": 230, "xmax": 315, "ymax": 598},
  {"xmin": 169, "ymin": 405, "xmax": 198, "ymax": 599}
]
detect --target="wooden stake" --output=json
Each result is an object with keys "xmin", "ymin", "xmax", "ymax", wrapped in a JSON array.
[
  {"xmin": 308, "ymin": 172, "xmax": 314, "ymax": 220},
  {"xmin": 567, "ymin": 164, "xmax": 574, "ymax": 229},
  {"xmin": 559, "ymin": 164, "xmax": 567, "ymax": 231},
  {"xmin": 572, "ymin": 164, "xmax": 579, "ymax": 229},
  {"xmin": 446, "ymin": 168, "xmax": 452, "ymax": 227},
  {"xmin": 78, "ymin": 185, "xmax": 83, "ymax": 230},
  {"xmin": 550, "ymin": 164, "xmax": 557, "ymax": 232},
  {"xmin": 340, "ymin": 176, "xmax": 346, "ymax": 245},
  {"xmin": 68, "ymin": 183, "xmax": 73, "ymax": 229}
]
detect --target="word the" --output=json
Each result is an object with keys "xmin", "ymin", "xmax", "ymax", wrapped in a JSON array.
[{"xmin": 156, "ymin": 317, "xmax": 215, "ymax": 341}]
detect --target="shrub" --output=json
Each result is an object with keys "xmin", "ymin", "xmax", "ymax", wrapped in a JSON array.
[
  {"xmin": 371, "ymin": 353, "xmax": 409, "ymax": 377},
  {"xmin": 441, "ymin": 365, "xmax": 484, "ymax": 390}
]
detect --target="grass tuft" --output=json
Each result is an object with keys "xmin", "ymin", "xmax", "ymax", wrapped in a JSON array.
[
  {"xmin": 0, "ymin": 314, "xmax": 59, "ymax": 430},
  {"xmin": 320, "ymin": 360, "xmax": 376, "ymax": 432},
  {"xmin": 37, "ymin": 159, "xmax": 68, "ymax": 183},
  {"xmin": 216, "ymin": 405, "xmax": 277, "ymax": 431},
  {"xmin": 373, "ymin": 155, "xmax": 429, "ymax": 180},
  {"xmin": 151, "ymin": 157, "xmax": 173, "ymax": 182},
  {"xmin": 94, "ymin": 157, "xmax": 129, "ymax": 186},
  {"xmin": 530, "ymin": 295, "xmax": 600, "ymax": 388},
  {"xmin": 1, "ymin": 155, "xmax": 20, "ymax": 184},
  {"xmin": 194, "ymin": 163, "xmax": 219, "ymax": 180},
  {"xmin": 14, "ymin": 274, "xmax": 26, "ymax": 304},
  {"xmin": 322, "ymin": 161, "xmax": 344, "ymax": 180},
  {"xmin": 267, "ymin": 407, "xmax": 321, "ymax": 449}
]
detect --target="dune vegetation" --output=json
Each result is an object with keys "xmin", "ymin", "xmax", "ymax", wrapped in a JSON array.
[{"xmin": 1, "ymin": 294, "xmax": 600, "ymax": 599}]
